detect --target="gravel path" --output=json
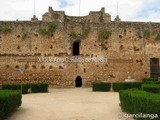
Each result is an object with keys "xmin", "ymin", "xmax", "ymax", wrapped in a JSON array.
[{"xmin": 7, "ymin": 88, "xmax": 134, "ymax": 120}]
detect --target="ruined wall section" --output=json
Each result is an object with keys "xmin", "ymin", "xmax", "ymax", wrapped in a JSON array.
[{"xmin": 43, "ymin": 7, "xmax": 111, "ymax": 23}]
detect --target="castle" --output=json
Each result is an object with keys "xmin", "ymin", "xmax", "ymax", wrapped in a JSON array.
[{"xmin": 0, "ymin": 7, "xmax": 160, "ymax": 87}]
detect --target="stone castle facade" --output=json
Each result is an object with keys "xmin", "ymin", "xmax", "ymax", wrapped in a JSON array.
[{"xmin": 0, "ymin": 7, "xmax": 160, "ymax": 87}]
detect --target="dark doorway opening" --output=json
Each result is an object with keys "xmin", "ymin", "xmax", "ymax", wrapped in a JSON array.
[
  {"xmin": 150, "ymin": 58, "xmax": 160, "ymax": 78},
  {"xmin": 73, "ymin": 41, "xmax": 80, "ymax": 56},
  {"xmin": 75, "ymin": 76, "xmax": 82, "ymax": 87}
]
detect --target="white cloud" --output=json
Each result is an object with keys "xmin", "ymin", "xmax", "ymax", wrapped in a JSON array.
[
  {"xmin": 133, "ymin": 10, "xmax": 160, "ymax": 22},
  {"xmin": 0, "ymin": 0, "xmax": 159, "ymax": 22}
]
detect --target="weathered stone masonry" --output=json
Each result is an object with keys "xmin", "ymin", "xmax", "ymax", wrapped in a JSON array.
[{"xmin": 0, "ymin": 7, "xmax": 160, "ymax": 87}]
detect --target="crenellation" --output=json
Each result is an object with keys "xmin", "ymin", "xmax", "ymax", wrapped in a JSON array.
[
  {"xmin": 31, "ymin": 15, "xmax": 38, "ymax": 22},
  {"xmin": 43, "ymin": 7, "xmax": 111, "ymax": 23}
]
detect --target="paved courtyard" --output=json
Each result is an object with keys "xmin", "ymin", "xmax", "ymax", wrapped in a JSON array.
[{"xmin": 7, "ymin": 88, "xmax": 134, "ymax": 120}]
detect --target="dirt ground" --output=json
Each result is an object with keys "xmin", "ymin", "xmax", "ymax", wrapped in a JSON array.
[{"xmin": 7, "ymin": 88, "xmax": 134, "ymax": 120}]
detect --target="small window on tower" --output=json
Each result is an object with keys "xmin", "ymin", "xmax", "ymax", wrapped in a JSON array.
[{"xmin": 73, "ymin": 41, "xmax": 80, "ymax": 56}]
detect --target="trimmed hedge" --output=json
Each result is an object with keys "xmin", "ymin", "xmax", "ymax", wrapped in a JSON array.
[
  {"xmin": 119, "ymin": 89, "xmax": 160, "ymax": 120},
  {"xmin": 112, "ymin": 82, "xmax": 143, "ymax": 92},
  {"xmin": 2, "ymin": 84, "xmax": 30, "ymax": 94},
  {"xmin": 92, "ymin": 82, "xmax": 111, "ymax": 92},
  {"xmin": 22, "ymin": 84, "xmax": 30, "ymax": 94},
  {"xmin": 143, "ymin": 78, "xmax": 158, "ymax": 82},
  {"xmin": 2, "ymin": 83, "xmax": 48, "ymax": 94},
  {"xmin": 2, "ymin": 84, "xmax": 21, "ymax": 90},
  {"xmin": 31, "ymin": 83, "xmax": 48, "ymax": 93},
  {"xmin": 0, "ymin": 90, "xmax": 22, "ymax": 120},
  {"xmin": 142, "ymin": 84, "xmax": 160, "ymax": 93},
  {"xmin": 144, "ymin": 81, "xmax": 160, "ymax": 84}
]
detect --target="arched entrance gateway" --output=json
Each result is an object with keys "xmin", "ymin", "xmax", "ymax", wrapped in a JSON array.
[{"xmin": 75, "ymin": 76, "xmax": 82, "ymax": 87}]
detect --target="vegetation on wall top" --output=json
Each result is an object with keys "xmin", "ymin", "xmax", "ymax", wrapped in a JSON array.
[
  {"xmin": 143, "ymin": 30, "xmax": 160, "ymax": 42},
  {"xmin": 98, "ymin": 29, "xmax": 111, "ymax": 42},
  {"xmin": 0, "ymin": 27, "xmax": 12, "ymax": 34},
  {"xmin": 69, "ymin": 27, "xmax": 91, "ymax": 41},
  {"xmin": 81, "ymin": 27, "xmax": 91, "ymax": 39},
  {"xmin": 39, "ymin": 22, "xmax": 56, "ymax": 37},
  {"xmin": 143, "ymin": 30, "xmax": 150, "ymax": 39},
  {"xmin": 69, "ymin": 32, "xmax": 79, "ymax": 40},
  {"xmin": 155, "ymin": 33, "xmax": 160, "ymax": 42}
]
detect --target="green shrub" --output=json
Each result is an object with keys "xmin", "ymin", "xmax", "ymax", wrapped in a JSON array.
[
  {"xmin": 81, "ymin": 27, "xmax": 91, "ymax": 39},
  {"xmin": 143, "ymin": 30, "xmax": 150, "ymax": 39},
  {"xmin": 119, "ymin": 89, "xmax": 160, "ymax": 120},
  {"xmin": 39, "ymin": 22, "xmax": 56, "ymax": 37},
  {"xmin": 98, "ymin": 29, "xmax": 111, "ymax": 41},
  {"xmin": 2, "ymin": 84, "xmax": 30, "ymax": 94},
  {"xmin": 69, "ymin": 27, "xmax": 91, "ymax": 41},
  {"xmin": 2, "ymin": 84, "xmax": 21, "ymax": 90},
  {"xmin": 143, "ymin": 78, "xmax": 158, "ymax": 82},
  {"xmin": 39, "ymin": 29, "xmax": 48, "ymax": 36},
  {"xmin": 69, "ymin": 32, "xmax": 79, "ymax": 39},
  {"xmin": 112, "ymin": 82, "xmax": 143, "ymax": 92},
  {"xmin": 2, "ymin": 83, "xmax": 48, "ymax": 94},
  {"xmin": 0, "ymin": 84, "xmax": 2, "ymax": 89},
  {"xmin": 31, "ymin": 83, "xmax": 48, "ymax": 93},
  {"xmin": 48, "ymin": 22, "xmax": 56, "ymax": 36},
  {"xmin": 0, "ymin": 27, "xmax": 12, "ymax": 34},
  {"xmin": 92, "ymin": 82, "xmax": 111, "ymax": 92},
  {"xmin": 142, "ymin": 84, "xmax": 160, "ymax": 93},
  {"xmin": 0, "ymin": 90, "xmax": 22, "ymax": 120},
  {"xmin": 22, "ymin": 84, "xmax": 30, "ymax": 94},
  {"xmin": 155, "ymin": 33, "xmax": 160, "ymax": 42},
  {"xmin": 144, "ymin": 81, "xmax": 160, "ymax": 84}
]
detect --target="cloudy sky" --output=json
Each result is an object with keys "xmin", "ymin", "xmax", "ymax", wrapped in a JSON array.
[{"xmin": 0, "ymin": 0, "xmax": 160, "ymax": 22}]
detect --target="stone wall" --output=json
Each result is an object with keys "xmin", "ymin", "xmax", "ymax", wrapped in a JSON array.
[{"xmin": 1, "ymin": 8, "xmax": 160, "ymax": 87}]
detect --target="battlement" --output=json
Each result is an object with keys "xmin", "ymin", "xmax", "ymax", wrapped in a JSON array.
[{"xmin": 42, "ymin": 7, "xmax": 111, "ymax": 23}]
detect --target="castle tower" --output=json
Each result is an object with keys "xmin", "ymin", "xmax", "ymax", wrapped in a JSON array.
[
  {"xmin": 42, "ymin": 7, "xmax": 111, "ymax": 23},
  {"xmin": 42, "ymin": 7, "xmax": 65, "ymax": 22},
  {"xmin": 114, "ymin": 15, "xmax": 121, "ymax": 23},
  {"xmin": 31, "ymin": 15, "xmax": 38, "ymax": 22}
]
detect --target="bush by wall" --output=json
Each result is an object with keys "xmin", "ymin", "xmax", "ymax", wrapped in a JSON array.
[
  {"xmin": 21, "ymin": 84, "xmax": 30, "ymax": 94},
  {"xmin": 143, "ymin": 78, "xmax": 158, "ymax": 82},
  {"xmin": 30, "ymin": 83, "xmax": 48, "ymax": 93},
  {"xmin": 2, "ymin": 83, "xmax": 48, "ymax": 94},
  {"xmin": 2, "ymin": 84, "xmax": 21, "ymax": 90},
  {"xmin": 119, "ymin": 89, "xmax": 160, "ymax": 120},
  {"xmin": 144, "ymin": 81, "xmax": 160, "ymax": 84},
  {"xmin": 0, "ymin": 90, "xmax": 22, "ymax": 120},
  {"xmin": 112, "ymin": 82, "xmax": 143, "ymax": 92},
  {"xmin": 142, "ymin": 84, "xmax": 160, "ymax": 93},
  {"xmin": 92, "ymin": 82, "xmax": 111, "ymax": 92},
  {"xmin": 2, "ymin": 84, "xmax": 30, "ymax": 94}
]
